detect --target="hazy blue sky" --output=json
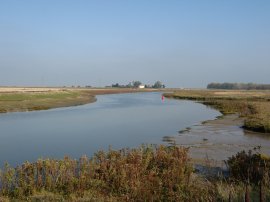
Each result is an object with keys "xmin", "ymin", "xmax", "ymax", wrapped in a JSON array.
[{"xmin": 0, "ymin": 1, "xmax": 269, "ymax": 87}]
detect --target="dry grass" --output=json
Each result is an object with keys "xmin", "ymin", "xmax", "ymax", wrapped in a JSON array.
[
  {"xmin": 164, "ymin": 89, "xmax": 270, "ymax": 133},
  {"xmin": 244, "ymin": 102, "xmax": 270, "ymax": 132},
  {"xmin": 164, "ymin": 89, "xmax": 270, "ymax": 101},
  {"xmin": 0, "ymin": 90, "xmax": 95, "ymax": 113},
  {"xmin": 0, "ymin": 87, "xmax": 64, "ymax": 93}
]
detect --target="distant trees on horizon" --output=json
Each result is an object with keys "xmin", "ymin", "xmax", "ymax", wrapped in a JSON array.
[
  {"xmin": 207, "ymin": 82, "xmax": 270, "ymax": 90},
  {"xmin": 111, "ymin": 81, "xmax": 165, "ymax": 88}
]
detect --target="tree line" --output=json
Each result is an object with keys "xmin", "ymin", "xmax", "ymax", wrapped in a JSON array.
[
  {"xmin": 111, "ymin": 81, "xmax": 165, "ymax": 88},
  {"xmin": 207, "ymin": 82, "xmax": 270, "ymax": 90}
]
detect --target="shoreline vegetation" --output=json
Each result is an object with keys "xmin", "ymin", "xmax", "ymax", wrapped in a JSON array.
[
  {"xmin": 0, "ymin": 145, "xmax": 269, "ymax": 201},
  {"xmin": 0, "ymin": 88, "xmax": 270, "ymax": 200},
  {"xmin": 164, "ymin": 89, "xmax": 270, "ymax": 133},
  {"xmin": 0, "ymin": 87, "xmax": 159, "ymax": 114}
]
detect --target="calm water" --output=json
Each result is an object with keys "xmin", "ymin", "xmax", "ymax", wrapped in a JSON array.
[{"xmin": 0, "ymin": 92, "xmax": 220, "ymax": 166}]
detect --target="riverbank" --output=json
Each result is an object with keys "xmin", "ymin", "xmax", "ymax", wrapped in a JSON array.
[
  {"xmin": 164, "ymin": 89, "xmax": 270, "ymax": 133},
  {"xmin": 169, "ymin": 114, "xmax": 270, "ymax": 166},
  {"xmin": 0, "ymin": 87, "xmax": 158, "ymax": 113},
  {"xmin": 0, "ymin": 89, "xmax": 269, "ymax": 201}
]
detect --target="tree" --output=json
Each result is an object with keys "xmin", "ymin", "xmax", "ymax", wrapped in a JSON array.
[
  {"xmin": 153, "ymin": 81, "xmax": 164, "ymax": 88},
  {"xmin": 207, "ymin": 82, "xmax": 270, "ymax": 90},
  {"xmin": 132, "ymin": 81, "xmax": 142, "ymax": 88},
  {"xmin": 126, "ymin": 82, "xmax": 132, "ymax": 88},
  {"xmin": 112, "ymin": 83, "xmax": 119, "ymax": 87}
]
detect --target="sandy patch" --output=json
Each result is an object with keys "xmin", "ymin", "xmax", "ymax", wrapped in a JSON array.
[{"xmin": 0, "ymin": 87, "xmax": 64, "ymax": 93}]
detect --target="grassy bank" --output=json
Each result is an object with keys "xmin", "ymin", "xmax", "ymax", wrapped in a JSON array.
[
  {"xmin": 0, "ymin": 145, "xmax": 269, "ymax": 201},
  {"xmin": 0, "ymin": 89, "xmax": 95, "ymax": 113},
  {"xmin": 164, "ymin": 90, "xmax": 270, "ymax": 133},
  {"xmin": 0, "ymin": 87, "xmax": 157, "ymax": 113}
]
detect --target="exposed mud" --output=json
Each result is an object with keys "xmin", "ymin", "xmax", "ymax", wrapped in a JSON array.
[{"xmin": 165, "ymin": 114, "xmax": 270, "ymax": 166}]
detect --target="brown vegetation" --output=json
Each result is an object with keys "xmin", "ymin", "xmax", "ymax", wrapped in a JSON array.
[
  {"xmin": 0, "ymin": 145, "xmax": 269, "ymax": 201},
  {"xmin": 226, "ymin": 147, "xmax": 270, "ymax": 202},
  {"xmin": 0, "ymin": 146, "xmax": 213, "ymax": 201}
]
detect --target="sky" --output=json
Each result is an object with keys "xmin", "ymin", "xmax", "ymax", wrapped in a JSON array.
[{"xmin": 0, "ymin": 0, "xmax": 269, "ymax": 88}]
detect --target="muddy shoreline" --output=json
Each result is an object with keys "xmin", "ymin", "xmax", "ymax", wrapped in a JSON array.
[
  {"xmin": 163, "ymin": 90, "xmax": 270, "ymax": 133},
  {"xmin": 166, "ymin": 113, "xmax": 270, "ymax": 166}
]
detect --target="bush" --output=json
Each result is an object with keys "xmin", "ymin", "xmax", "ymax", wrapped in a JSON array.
[
  {"xmin": 0, "ymin": 145, "xmax": 218, "ymax": 201},
  {"xmin": 226, "ymin": 147, "xmax": 270, "ymax": 201}
]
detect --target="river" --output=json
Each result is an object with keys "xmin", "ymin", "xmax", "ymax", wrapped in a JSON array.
[{"xmin": 0, "ymin": 92, "xmax": 220, "ymax": 166}]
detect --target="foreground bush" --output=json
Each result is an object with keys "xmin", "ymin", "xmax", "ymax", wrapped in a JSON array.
[
  {"xmin": 0, "ymin": 145, "xmax": 219, "ymax": 201},
  {"xmin": 1, "ymin": 145, "xmax": 270, "ymax": 201},
  {"xmin": 226, "ymin": 147, "xmax": 270, "ymax": 201}
]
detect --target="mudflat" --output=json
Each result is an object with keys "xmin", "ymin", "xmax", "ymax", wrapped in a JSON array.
[{"xmin": 169, "ymin": 114, "xmax": 270, "ymax": 165}]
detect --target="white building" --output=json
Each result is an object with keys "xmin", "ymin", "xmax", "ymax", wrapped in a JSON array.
[{"xmin": 138, "ymin": 85, "xmax": 145, "ymax": 89}]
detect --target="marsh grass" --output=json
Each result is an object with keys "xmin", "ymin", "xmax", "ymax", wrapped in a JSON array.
[
  {"xmin": 0, "ymin": 91, "xmax": 78, "ymax": 101},
  {"xmin": 0, "ymin": 87, "xmax": 158, "ymax": 113},
  {"xmin": 164, "ymin": 90, "xmax": 270, "ymax": 133},
  {"xmin": 0, "ymin": 90, "xmax": 95, "ymax": 113}
]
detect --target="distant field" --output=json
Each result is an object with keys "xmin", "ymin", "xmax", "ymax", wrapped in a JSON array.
[
  {"xmin": 0, "ymin": 87, "xmax": 158, "ymax": 113},
  {"xmin": 164, "ymin": 89, "xmax": 270, "ymax": 133},
  {"xmin": 0, "ymin": 89, "xmax": 93, "ymax": 113},
  {"xmin": 0, "ymin": 87, "xmax": 64, "ymax": 93}
]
